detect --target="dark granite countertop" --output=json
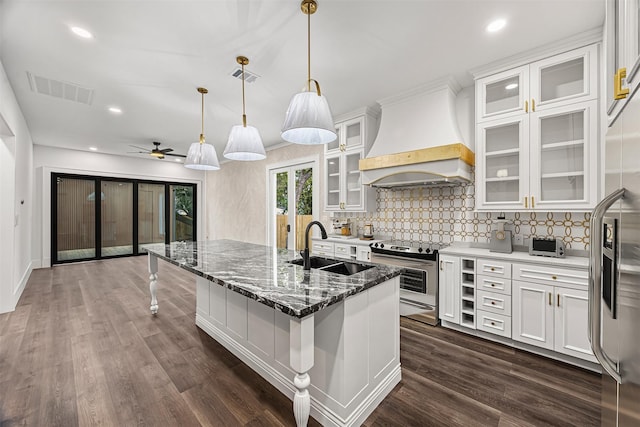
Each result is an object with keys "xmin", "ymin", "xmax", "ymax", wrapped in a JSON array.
[{"xmin": 143, "ymin": 240, "xmax": 402, "ymax": 318}]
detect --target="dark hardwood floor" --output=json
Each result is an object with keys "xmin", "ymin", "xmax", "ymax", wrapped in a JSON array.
[{"xmin": 0, "ymin": 256, "xmax": 601, "ymax": 426}]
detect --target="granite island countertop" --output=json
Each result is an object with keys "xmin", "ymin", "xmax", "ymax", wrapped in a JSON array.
[{"xmin": 143, "ymin": 239, "xmax": 402, "ymax": 318}]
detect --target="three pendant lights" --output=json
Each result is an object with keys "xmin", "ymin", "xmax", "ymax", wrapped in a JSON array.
[{"xmin": 184, "ymin": 0, "xmax": 336, "ymax": 171}]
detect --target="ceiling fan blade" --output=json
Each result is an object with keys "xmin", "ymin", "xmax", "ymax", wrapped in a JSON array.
[
  {"xmin": 164, "ymin": 152, "xmax": 186, "ymax": 158},
  {"xmin": 159, "ymin": 148, "xmax": 174, "ymax": 153},
  {"xmin": 129, "ymin": 144, "xmax": 151, "ymax": 152}
]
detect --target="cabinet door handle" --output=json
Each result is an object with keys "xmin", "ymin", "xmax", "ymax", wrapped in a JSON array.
[
  {"xmin": 524, "ymin": 197, "xmax": 528, "ymax": 208},
  {"xmin": 531, "ymin": 196, "xmax": 535, "ymax": 208},
  {"xmin": 557, "ymin": 294, "xmax": 561, "ymax": 307},
  {"xmin": 524, "ymin": 100, "xmax": 528, "ymax": 112},
  {"xmin": 614, "ymin": 68, "xmax": 630, "ymax": 100},
  {"xmin": 531, "ymin": 98, "xmax": 536, "ymax": 112},
  {"xmin": 548, "ymin": 292, "xmax": 552, "ymax": 306},
  {"xmin": 440, "ymin": 261, "xmax": 443, "ymax": 271}
]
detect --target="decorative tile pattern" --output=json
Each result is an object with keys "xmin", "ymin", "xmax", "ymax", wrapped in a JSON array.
[{"xmin": 334, "ymin": 178, "xmax": 591, "ymax": 250}]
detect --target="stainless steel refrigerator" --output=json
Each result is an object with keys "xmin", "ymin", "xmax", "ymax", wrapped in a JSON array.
[{"xmin": 590, "ymin": 84, "xmax": 640, "ymax": 426}]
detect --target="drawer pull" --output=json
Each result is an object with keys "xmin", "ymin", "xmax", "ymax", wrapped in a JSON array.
[
  {"xmin": 490, "ymin": 301, "xmax": 496, "ymax": 305},
  {"xmin": 490, "ymin": 321, "xmax": 496, "ymax": 326},
  {"xmin": 552, "ymin": 275, "xmax": 557, "ymax": 280},
  {"xmin": 490, "ymin": 267, "xmax": 495, "ymax": 272},
  {"xmin": 490, "ymin": 283, "xmax": 495, "ymax": 287}
]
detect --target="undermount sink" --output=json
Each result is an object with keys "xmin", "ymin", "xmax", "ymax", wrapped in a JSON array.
[{"xmin": 288, "ymin": 256, "xmax": 374, "ymax": 276}]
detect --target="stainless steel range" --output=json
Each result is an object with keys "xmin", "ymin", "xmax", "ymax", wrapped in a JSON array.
[{"xmin": 369, "ymin": 241, "xmax": 446, "ymax": 326}]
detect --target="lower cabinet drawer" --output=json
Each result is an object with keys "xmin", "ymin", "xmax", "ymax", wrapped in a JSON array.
[
  {"xmin": 476, "ymin": 310, "xmax": 512, "ymax": 338},
  {"xmin": 476, "ymin": 289, "xmax": 512, "ymax": 316},
  {"xmin": 477, "ymin": 274, "xmax": 512, "ymax": 295}
]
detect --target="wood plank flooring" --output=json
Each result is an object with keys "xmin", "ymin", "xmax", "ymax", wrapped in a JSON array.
[{"xmin": 0, "ymin": 256, "xmax": 601, "ymax": 426}]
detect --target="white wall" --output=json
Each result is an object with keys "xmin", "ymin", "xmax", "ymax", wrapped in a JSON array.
[
  {"xmin": 206, "ymin": 143, "xmax": 324, "ymax": 245},
  {"xmin": 33, "ymin": 145, "xmax": 206, "ymax": 267},
  {"xmin": 0, "ymin": 59, "xmax": 34, "ymax": 314}
]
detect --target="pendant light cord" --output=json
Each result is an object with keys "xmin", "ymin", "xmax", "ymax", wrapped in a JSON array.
[
  {"xmin": 307, "ymin": 6, "xmax": 311, "ymax": 92},
  {"xmin": 242, "ymin": 62, "xmax": 247, "ymax": 127},
  {"xmin": 200, "ymin": 91, "xmax": 205, "ymax": 144}
]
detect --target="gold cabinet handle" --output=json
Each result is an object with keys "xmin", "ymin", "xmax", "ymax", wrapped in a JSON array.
[
  {"xmin": 614, "ymin": 68, "xmax": 630, "ymax": 100},
  {"xmin": 490, "ymin": 283, "xmax": 495, "ymax": 287},
  {"xmin": 557, "ymin": 294, "xmax": 561, "ymax": 307},
  {"xmin": 440, "ymin": 261, "xmax": 443, "ymax": 271},
  {"xmin": 531, "ymin": 98, "xmax": 535, "ymax": 112},
  {"xmin": 552, "ymin": 275, "xmax": 557, "ymax": 280},
  {"xmin": 491, "ymin": 301, "xmax": 496, "ymax": 305},
  {"xmin": 490, "ymin": 321, "xmax": 496, "ymax": 326},
  {"xmin": 548, "ymin": 292, "xmax": 552, "ymax": 305},
  {"xmin": 490, "ymin": 267, "xmax": 495, "ymax": 271},
  {"xmin": 524, "ymin": 197, "xmax": 528, "ymax": 208},
  {"xmin": 524, "ymin": 100, "xmax": 528, "ymax": 112},
  {"xmin": 531, "ymin": 196, "xmax": 535, "ymax": 208}
]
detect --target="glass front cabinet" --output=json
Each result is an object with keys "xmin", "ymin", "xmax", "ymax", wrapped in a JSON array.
[
  {"xmin": 606, "ymin": 0, "xmax": 640, "ymax": 123},
  {"xmin": 475, "ymin": 43, "xmax": 599, "ymax": 211},
  {"xmin": 324, "ymin": 107, "xmax": 380, "ymax": 212}
]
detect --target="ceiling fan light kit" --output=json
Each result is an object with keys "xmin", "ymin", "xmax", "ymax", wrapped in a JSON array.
[
  {"xmin": 224, "ymin": 56, "xmax": 266, "ymax": 161},
  {"xmin": 281, "ymin": 0, "xmax": 337, "ymax": 145},
  {"xmin": 185, "ymin": 87, "xmax": 220, "ymax": 171}
]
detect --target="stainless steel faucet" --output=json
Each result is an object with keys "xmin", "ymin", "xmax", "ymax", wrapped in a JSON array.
[{"xmin": 303, "ymin": 221, "xmax": 328, "ymax": 270}]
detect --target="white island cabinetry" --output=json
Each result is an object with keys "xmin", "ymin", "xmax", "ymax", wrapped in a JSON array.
[{"xmin": 144, "ymin": 240, "xmax": 402, "ymax": 427}]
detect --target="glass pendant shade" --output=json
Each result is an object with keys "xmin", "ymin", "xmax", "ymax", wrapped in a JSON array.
[
  {"xmin": 224, "ymin": 125, "xmax": 266, "ymax": 161},
  {"xmin": 184, "ymin": 141, "xmax": 220, "ymax": 170},
  {"xmin": 281, "ymin": 91, "xmax": 337, "ymax": 144}
]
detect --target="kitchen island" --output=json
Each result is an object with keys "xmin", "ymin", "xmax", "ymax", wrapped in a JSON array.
[{"xmin": 143, "ymin": 240, "xmax": 402, "ymax": 427}]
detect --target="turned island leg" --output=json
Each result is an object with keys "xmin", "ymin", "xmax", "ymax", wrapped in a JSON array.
[
  {"xmin": 290, "ymin": 315, "xmax": 314, "ymax": 427},
  {"xmin": 148, "ymin": 253, "xmax": 159, "ymax": 314}
]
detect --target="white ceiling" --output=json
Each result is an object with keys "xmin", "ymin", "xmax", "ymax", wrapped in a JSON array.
[{"xmin": 0, "ymin": 0, "xmax": 604, "ymax": 163}]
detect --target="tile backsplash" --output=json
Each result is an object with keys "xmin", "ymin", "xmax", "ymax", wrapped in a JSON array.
[{"xmin": 332, "ymin": 180, "xmax": 591, "ymax": 250}]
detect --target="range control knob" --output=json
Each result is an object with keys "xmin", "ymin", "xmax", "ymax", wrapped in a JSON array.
[
  {"xmin": 418, "ymin": 247, "xmax": 423, "ymax": 253},
  {"xmin": 424, "ymin": 248, "xmax": 431, "ymax": 254},
  {"xmin": 374, "ymin": 243, "xmax": 379, "ymax": 248},
  {"xmin": 380, "ymin": 243, "xmax": 385, "ymax": 249}
]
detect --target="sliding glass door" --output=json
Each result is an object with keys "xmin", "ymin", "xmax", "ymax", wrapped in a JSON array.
[
  {"xmin": 55, "ymin": 176, "xmax": 96, "ymax": 261},
  {"xmin": 52, "ymin": 173, "xmax": 197, "ymax": 264}
]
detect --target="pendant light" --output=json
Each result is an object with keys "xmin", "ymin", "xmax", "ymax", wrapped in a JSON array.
[
  {"xmin": 224, "ymin": 56, "xmax": 266, "ymax": 161},
  {"xmin": 281, "ymin": 0, "xmax": 337, "ymax": 145},
  {"xmin": 185, "ymin": 87, "xmax": 220, "ymax": 170}
]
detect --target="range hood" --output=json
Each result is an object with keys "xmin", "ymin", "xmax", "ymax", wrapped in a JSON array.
[{"xmin": 360, "ymin": 77, "xmax": 474, "ymax": 188}]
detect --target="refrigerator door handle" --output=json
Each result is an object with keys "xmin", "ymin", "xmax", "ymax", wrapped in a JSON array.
[{"xmin": 589, "ymin": 188, "xmax": 625, "ymax": 383}]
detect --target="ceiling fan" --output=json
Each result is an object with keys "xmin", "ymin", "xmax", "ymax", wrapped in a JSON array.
[{"xmin": 128, "ymin": 141, "xmax": 186, "ymax": 160}]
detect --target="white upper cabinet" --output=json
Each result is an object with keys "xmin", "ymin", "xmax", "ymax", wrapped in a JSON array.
[
  {"xmin": 475, "ymin": 44, "xmax": 599, "ymax": 211},
  {"xmin": 324, "ymin": 107, "xmax": 379, "ymax": 212},
  {"xmin": 606, "ymin": 0, "xmax": 640, "ymax": 123}
]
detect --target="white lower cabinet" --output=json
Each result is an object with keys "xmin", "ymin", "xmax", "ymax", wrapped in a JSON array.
[
  {"xmin": 311, "ymin": 237, "xmax": 372, "ymax": 262},
  {"xmin": 512, "ymin": 268, "xmax": 596, "ymax": 362},
  {"xmin": 312, "ymin": 241, "xmax": 335, "ymax": 257},
  {"xmin": 438, "ymin": 255, "xmax": 460, "ymax": 324},
  {"xmin": 439, "ymin": 250, "xmax": 596, "ymax": 367}
]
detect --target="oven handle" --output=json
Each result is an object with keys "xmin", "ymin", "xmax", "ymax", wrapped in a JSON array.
[{"xmin": 370, "ymin": 252, "xmax": 436, "ymax": 270}]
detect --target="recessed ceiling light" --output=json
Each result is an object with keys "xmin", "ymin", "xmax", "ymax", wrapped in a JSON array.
[
  {"xmin": 70, "ymin": 26, "xmax": 93, "ymax": 39},
  {"xmin": 108, "ymin": 106, "xmax": 122, "ymax": 114},
  {"xmin": 175, "ymin": 158, "xmax": 182, "ymax": 162},
  {"xmin": 505, "ymin": 83, "xmax": 518, "ymax": 90},
  {"xmin": 486, "ymin": 19, "xmax": 506, "ymax": 33},
  {"xmin": 89, "ymin": 147, "xmax": 98, "ymax": 151}
]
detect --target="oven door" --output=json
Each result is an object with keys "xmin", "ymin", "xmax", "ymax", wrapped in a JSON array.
[{"xmin": 370, "ymin": 253, "xmax": 439, "ymax": 325}]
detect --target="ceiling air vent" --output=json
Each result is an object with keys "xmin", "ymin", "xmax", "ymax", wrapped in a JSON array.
[
  {"xmin": 26, "ymin": 71, "xmax": 94, "ymax": 105},
  {"xmin": 230, "ymin": 67, "xmax": 259, "ymax": 83}
]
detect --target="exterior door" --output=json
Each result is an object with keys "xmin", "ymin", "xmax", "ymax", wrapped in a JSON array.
[
  {"xmin": 54, "ymin": 176, "xmax": 97, "ymax": 261},
  {"xmin": 269, "ymin": 161, "xmax": 317, "ymax": 251}
]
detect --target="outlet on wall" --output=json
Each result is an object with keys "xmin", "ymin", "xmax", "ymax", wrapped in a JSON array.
[{"xmin": 513, "ymin": 234, "xmax": 523, "ymax": 245}]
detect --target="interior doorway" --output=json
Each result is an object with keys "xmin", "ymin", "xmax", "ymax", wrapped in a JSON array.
[
  {"xmin": 268, "ymin": 160, "xmax": 318, "ymax": 251},
  {"xmin": 51, "ymin": 173, "xmax": 196, "ymax": 264}
]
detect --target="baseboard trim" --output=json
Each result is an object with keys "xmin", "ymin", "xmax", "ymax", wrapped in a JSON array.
[{"xmin": 13, "ymin": 261, "xmax": 33, "ymax": 307}]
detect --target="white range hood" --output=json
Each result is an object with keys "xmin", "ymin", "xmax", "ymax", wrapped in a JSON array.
[{"xmin": 360, "ymin": 77, "xmax": 475, "ymax": 188}]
